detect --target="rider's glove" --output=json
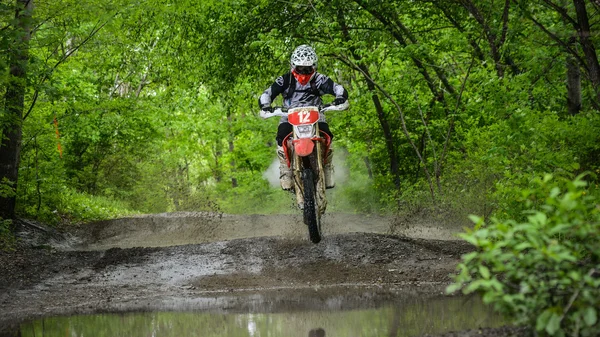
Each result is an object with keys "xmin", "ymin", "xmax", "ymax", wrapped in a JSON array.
[
  {"xmin": 259, "ymin": 106, "xmax": 274, "ymax": 119},
  {"xmin": 333, "ymin": 98, "xmax": 347, "ymax": 106}
]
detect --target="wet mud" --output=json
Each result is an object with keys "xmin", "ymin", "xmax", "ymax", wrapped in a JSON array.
[{"xmin": 0, "ymin": 213, "xmax": 524, "ymax": 336}]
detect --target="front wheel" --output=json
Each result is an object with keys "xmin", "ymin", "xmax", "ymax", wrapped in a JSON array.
[{"xmin": 302, "ymin": 168, "xmax": 321, "ymax": 243}]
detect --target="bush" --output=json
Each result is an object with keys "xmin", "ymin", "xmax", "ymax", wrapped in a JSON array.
[
  {"xmin": 447, "ymin": 109, "xmax": 600, "ymax": 222},
  {"xmin": 19, "ymin": 187, "xmax": 139, "ymax": 225},
  {"xmin": 0, "ymin": 218, "xmax": 15, "ymax": 251},
  {"xmin": 0, "ymin": 178, "xmax": 16, "ymax": 250},
  {"xmin": 56, "ymin": 189, "xmax": 138, "ymax": 224},
  {"xmin": 448, "ymin": 175, "xmax": 600, "ymax": 337}
]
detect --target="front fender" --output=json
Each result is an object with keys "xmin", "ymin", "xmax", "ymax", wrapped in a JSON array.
[{"xmin": 293, "ymin": 138, "xmax": 314, "ymax": 157}]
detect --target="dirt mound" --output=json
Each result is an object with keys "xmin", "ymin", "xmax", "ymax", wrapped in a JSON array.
[
  {"xmin": 195, "ymin": 233, "xmax": 472, "ymax": 290},
  {"xmin": 92, "ymin": 246, "xmax": 161, "ymax": 271}
]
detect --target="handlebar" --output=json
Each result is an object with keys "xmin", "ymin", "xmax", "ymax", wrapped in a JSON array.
[
  {"xmin": 259, "ymin": 107, "xmax": 286, "ymax": 119},
  {"xmin": 259, "ymin": 101, "xmax": 348, "ymax": 119}
]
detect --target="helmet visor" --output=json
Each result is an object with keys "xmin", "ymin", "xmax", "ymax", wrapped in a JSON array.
[{"xmin": 295, "ymin": 65, "xmax": 314, "ymax": 75}]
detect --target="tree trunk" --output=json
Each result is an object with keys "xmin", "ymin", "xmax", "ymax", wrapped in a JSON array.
[
  {"xmin": 363, "ymin": 65, "xmax": 401, "ymax": 189},
  {"xmin": 573, "ymin": 0, "xmax": 600, "ymax": 102},
  {"xmin": 0, "ymin": 0, "xmax": 33, "ymax": 221},
  {"xmin": 213, "ymin": 142, "xmax": 222, "ymax": 183},
  {"xmin": 227, "ymin": 109, "xmax": 237, "ymax": 188},
  {"xmin": 434, "ymin": 3, "xmax": 486, "ymax": 62},
  {"xmin": 363, "ymin": 156, "xmax": 374, "ymax": 180},
  {"xmin": 567, "ymin": 53, "xmax": 582, "ymax": 115},
  {"xmin": 458, "ymin": 0, "xmax": 519, "ymax": 77},
  {"xmin": 353, "ymin": 0, "xmax": 451, "ymax": 100},
  {"xmin": 229, "ymin": 139, "xmax": 237, "ymax": 188},
  {"xmin": 336, "ymin": 5, "xmax": 401, "ymax": 189}
]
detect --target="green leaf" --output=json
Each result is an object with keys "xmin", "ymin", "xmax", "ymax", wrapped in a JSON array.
[
  {"xmin": 573, "ymin": 178, "xmax": 587, "ymax": 187},
  {"xmin": 464, "ymin": 279, "xmax": 486, "ymax": 293},
  {"xmin": 549, "ymin": 187, "xmax": 560, "ymax": 198},
  {"xmin": 584, "ymin": 307, "xmax": 597, "ymax": 327},
  {"xmin": 527, "ymin": 212, "xmax": 547, "ymax": 226},
  {"xmin": 482, "ymin": 291, "xmax": 495, "ymax": 304},
  {"xmin": 514, "ymin": 242, "xmax": 532, "ymax": 251},
  {"xmin": 445, "ymin": 283, "xmax": 462, "ymax": 294},
  {"xmin": 468, "ymin": 215, "xmax": 484, "ymax": 225},
  {"xmin": 546, "ymin": 312, "xmax": 561, "ymax": 335},
  {"xmin": 568, "ymin": 271, "xmax": 581, "ymax": 282},
  {"xmin": 479, "ymin": 265, "xmax": 491, "ymax": 279},
  {"xmin": 459, "ymin": 233, "xmax": 478, "ymax": 246},
  {"xmin": 548, "ymin": 224, "xmax": 571, "ymax": 235},
  {"xmin": 537, "ymin": 309, "xmax": 553, "ymax": 332},
  {"xmin": 461, "ymin": 251, "xmax": 478, "ymax": 263}
]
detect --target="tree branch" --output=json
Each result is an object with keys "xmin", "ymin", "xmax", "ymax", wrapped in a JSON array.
[
  {"xmin": 336, "ymin": 53, "xmax": 437, "ymax": 201},
  {"xmin": 414, "ymin": 90, "xmax": 442, "ymax": 193},
  {"xmin": 432, "ymin": 2, "xmax": 486, "ymax": 61},
  {"xmin": 515, "ymin": 0, "xmax": 586, "ymax": 69},
  {"xmin": 441, "ymin": 55, "xmax": 475, "ymax": 169},
  {"xmin": 23, "ymin": 15, "xmax": 115, "ymax": 121},
  {"xmin": 498, "ymin": 0, "xmax": 510, "ymax": 47},
  {"xmin": 573, "ymin": 0, "xmax": 600, "ymax": 97},
  {"xmin": 541, "ymin": 0, "xmax": 578, "ymax": 27}
]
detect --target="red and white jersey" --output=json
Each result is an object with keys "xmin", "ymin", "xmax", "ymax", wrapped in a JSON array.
[{"xmin": 259, "ymin": 72, "xmax": 348, "ymax": 123}]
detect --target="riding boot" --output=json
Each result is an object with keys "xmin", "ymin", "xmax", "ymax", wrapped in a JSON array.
[
  {"xmin": 277, "ymin": 146, "xmax": 293, "ymax": 190},
  {"xmin": 324, "ymin": 148, "xmax": 335, "ymax": 189}
]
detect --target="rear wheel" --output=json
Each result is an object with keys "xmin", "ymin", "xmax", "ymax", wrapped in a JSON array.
[{"xmin": 302, "ymin": 168, "xmax": 321, "ymax": 243}]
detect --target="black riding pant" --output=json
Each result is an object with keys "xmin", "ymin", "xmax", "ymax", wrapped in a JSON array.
[{"xmin": 276, "ymin": 122, "xmax": 333, "ymax": 146}]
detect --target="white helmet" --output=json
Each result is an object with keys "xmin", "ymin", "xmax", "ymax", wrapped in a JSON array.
[{"xmin": 290, "ymin": 45, "xmax": 317, "ymax": 74}]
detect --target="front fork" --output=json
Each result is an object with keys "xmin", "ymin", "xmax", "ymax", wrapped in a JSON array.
[{"xmin": 291, "ymin": 141, "xmax": 328, "ymax": 216}]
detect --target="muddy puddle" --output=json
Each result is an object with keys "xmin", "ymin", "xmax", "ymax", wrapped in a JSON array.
[
  {"xmin": 2, "ymin": 215, "xmax": 494, "ymax": 336},
  {"xmin": 12, "ymin": 293, "xmax": 503, "ymax": 337}
]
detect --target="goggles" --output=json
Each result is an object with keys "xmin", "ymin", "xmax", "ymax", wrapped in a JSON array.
[{"xmin": 294, "ymin": 65, "xmax": 314, "ymax": 75}]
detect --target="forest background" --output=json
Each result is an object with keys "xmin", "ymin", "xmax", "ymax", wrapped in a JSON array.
[
  {"xmin": 1, "ymin": 0, "xmax": 600, "ymax": 335},
  {"xmin": 2, "ymin": 0, "xmax": 599, "ymax": 224},
  {"xmin": 1, "ymin": 0, "xmax": 600, "ymax": 228}
]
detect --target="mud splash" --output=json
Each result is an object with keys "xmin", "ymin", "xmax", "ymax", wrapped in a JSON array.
[{"xmin": 75, "ymin": 212, "xmax": 463, "ymax": 250}]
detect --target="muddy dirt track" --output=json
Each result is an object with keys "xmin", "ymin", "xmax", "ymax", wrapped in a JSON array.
[{"xmin": 0, "ymin": 212, "xmax": 527, "ymax": 336}]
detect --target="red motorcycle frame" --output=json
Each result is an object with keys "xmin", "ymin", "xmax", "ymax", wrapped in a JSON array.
[{"xmin": 263, "ymin": 105, "xmax": 339, "ymax": 243}]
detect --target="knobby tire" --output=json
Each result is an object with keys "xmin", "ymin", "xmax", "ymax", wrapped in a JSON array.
[{"xmin": 302, "ymin": 168, "xmax": 321, "ymax": 243}]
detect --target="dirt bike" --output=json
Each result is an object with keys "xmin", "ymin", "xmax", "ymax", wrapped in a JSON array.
[{"xmin": 261, "ymin": 104, "xmax": 345, "ymax": 243}]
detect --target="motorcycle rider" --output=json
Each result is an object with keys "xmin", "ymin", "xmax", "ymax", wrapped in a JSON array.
[{"xmin": 259, "ymin": 44, "xmax": 349, "ymax": 190}]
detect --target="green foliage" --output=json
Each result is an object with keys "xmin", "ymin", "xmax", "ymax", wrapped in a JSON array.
[
  {"xmin": 448, "ymin": 175, "xmax": 600, "ymax": 336},
  {"xmin": 444, "ymin": 98, "xmax": 600, "ymax": 221},
  {"xmin": 18, "ymin": 183, "xmax": 138, "ymax": 225},
  {"xmin": 0, "ymin": 179, "xmax": 17, "ymax": 250},
  {"xmin": 55, "ymin": 188, "xmax": 138, "ymax": 223},
  {"xmin": 329, "ymin": 175, "xmax": 390, "ymax": 214},
  {"xmin": 0, "ymin": 177, "xmax": 16, "ymax": 199},
  {"xmin": 2, "ymin": 0, "xmax": 599, "ymax": 237},
  {"xmin": 0, "ymin": 217, "xmax": 15, "ymax": 251}
]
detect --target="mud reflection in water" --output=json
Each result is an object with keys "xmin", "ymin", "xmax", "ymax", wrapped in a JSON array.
[{"xmin": 17, "ymin": 295, "xmax": 503, "ymax": 337}]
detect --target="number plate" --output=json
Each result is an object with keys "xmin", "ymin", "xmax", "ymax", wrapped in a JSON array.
[{"xmin": 288, "ymin": 107, "xmax": 319, "ymax": 125}]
